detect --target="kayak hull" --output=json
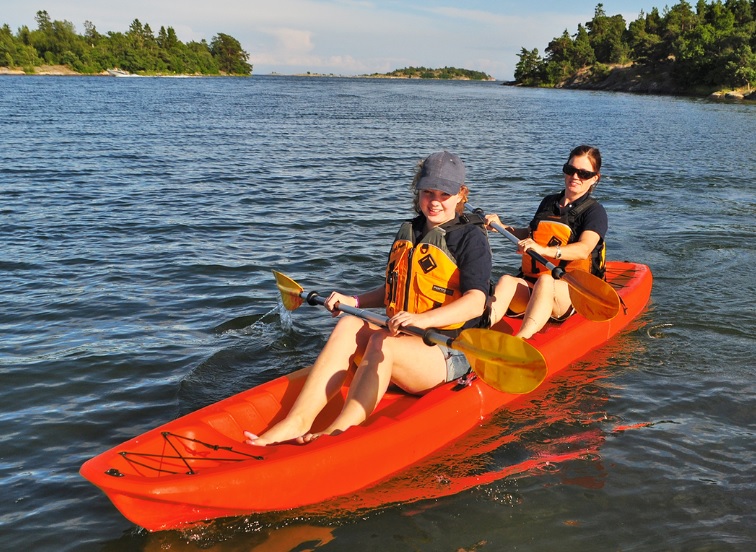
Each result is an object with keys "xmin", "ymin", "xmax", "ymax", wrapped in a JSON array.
[{"xmin": 80, "ymin": 261, "xmax": 652, "ymax": 531}]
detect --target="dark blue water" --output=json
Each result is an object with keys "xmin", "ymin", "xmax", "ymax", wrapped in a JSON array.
[{"xmin": 1, "ymin": 75, "xmax": 754, "ymax": 551}]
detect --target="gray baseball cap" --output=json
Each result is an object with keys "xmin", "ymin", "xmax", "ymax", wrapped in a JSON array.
[{"xmin": 416, "ymin": 151, "xmax": 465, "ymax": 195}]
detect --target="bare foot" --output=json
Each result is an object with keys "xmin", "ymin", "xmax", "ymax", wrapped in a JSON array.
[
  {"xmin": 243, "ymin": 415, "xmax": 311, "ymax": 446},
  {"xmin": 295, "ymin": 432, "xmax": 321, "ymax": 444},
  {"xmin": 295, "ymin": 427, "xmax": 348, "ymax": 444},
  {"xmin": 243, "ymin": 431, "xmax": 265, "ymax": 446}
]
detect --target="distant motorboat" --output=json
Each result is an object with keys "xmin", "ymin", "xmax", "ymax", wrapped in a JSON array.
[{"xmin": 107, "ymin": 68, "xmax": 132, "ymax": 77}]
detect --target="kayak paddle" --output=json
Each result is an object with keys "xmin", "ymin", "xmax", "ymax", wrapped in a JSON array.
[
  {"xmin": 273, "ymin": 270, "xmax": 547, "ymax": 394},
  {"xmin": 467, "ymin": 205, "xmax": 620, "ymax": 322}
]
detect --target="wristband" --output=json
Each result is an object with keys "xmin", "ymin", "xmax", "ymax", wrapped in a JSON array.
[{"xmin": 352, "ymin": 295, "xmax": 360, "ymax": 308}]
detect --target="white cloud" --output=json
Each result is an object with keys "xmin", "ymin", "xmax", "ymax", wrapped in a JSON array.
[{"xmin": 269, "ymin": 28, "xmax": 315, "ymax": 54}]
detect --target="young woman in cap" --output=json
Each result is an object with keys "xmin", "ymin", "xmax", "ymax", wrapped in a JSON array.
[
  {"xmin": 245, "ymin": 151, "xmax": 491, "ymax": 445},
  {"xmin": 485, "ymin": 145, "xmax": 607, "ymax": 339}
]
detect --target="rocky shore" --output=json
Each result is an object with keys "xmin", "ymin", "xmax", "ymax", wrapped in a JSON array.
[
  {"xmin": 553, "ymin": 63, "xmax": 755, "ymax": 100},
  {"xmin": 0, "ymin": 65, "xmax": 81, "ymax": 76}
]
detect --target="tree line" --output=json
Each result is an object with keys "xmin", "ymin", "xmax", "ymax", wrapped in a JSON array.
[
  {"xmin": 515, "ymin": 0, "xmax": 756, "ymax": 91},
  {"xmin": 0, "ymin": 10, "xmax": 252, "ymax": 76},
  {"xmin": 374, "ymin": 66, "xmax": 493, "ymax": 80}
]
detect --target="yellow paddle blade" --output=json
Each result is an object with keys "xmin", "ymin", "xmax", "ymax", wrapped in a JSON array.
[
  {"xmin": 455, "ymin": 328, "xmax": 547, "ymax": 394},
  {"xmin": 272, "ymin": 270, "xmax": 305, "ymax": 311},
  {"xmin": 563, "ymin": 270, "xmax": 620, "ymax": 322}
]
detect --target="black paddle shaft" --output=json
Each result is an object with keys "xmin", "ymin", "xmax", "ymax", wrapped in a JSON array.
[
  {"xmin": 469, "ymin": 206, "xmax": 565, "ymax": 280},
  {"xmin": 303, "ymin": 291, "xmax": 450, "ymax": 347}
]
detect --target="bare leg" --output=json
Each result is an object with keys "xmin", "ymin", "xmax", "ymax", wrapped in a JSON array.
[
  {"xmin": 490, "ymin": 274, "xmax": 531, "ymax": 326},
  {"xmin": 245, "ymin": 316, "xmax": 374, "ymax": 445},
  {"xmin": 551, "ymin": 278, "xmax": 573, "ymax": 319},
  {"xmin": 302, "ymin": 333, "xmax": 447, "ymax": 440},
  {"xmin": 516, "ymin": 276, "xmax": 571, "ymax": 339}
]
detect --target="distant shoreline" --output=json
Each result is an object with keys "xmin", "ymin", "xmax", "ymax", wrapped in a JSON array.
[
  {"xmin": 1, "ymin": 65, "xmax": 496, "ymax": 82},
  {"xmin": 4, "ymin": 65, "xmax": 753, "ymax": 100},
  {"xmin": 272, "ymin": 72, "xmax": 497, "ymax": 81},
  {"xmin": 0, "ymin": 65, "xmax": 228, "ymax": 78}
]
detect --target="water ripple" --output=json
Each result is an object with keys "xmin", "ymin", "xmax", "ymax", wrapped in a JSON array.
[{"xmin": 0, "ymin": 75, "xmax": 753, "ymax": 551}]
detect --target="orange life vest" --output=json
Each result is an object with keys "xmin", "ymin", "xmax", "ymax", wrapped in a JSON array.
[
  {"xmin": 385, "ymin": 215, "xmax": 485, "ymax": 330},
  {"xmin": 521, "ymin": 194, "xmax": 606, "ymax": 279}
]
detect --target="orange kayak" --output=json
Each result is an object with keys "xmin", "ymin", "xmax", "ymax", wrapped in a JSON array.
[{"xmin": 80, "ymin": 261, "xmax": 652, "ymax": 531}]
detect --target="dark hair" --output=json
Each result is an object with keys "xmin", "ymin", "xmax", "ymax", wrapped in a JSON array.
[{"xmin": 568, "ymin": 145, "xmax": 601, "ymax": 173}]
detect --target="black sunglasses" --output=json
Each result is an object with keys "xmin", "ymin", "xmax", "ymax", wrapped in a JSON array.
[{"xmin": 563, "ymin": 163, "xmax": 597, "ymax": 180}]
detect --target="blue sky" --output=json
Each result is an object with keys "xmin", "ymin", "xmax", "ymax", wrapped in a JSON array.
[{"xmin": 3, "ymin": 1, "xmax": 661, "ymax": 79}]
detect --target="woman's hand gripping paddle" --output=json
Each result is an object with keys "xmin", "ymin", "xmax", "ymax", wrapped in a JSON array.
[
  {"xmin": 273, "ymin": 271, "xmax": 547, "ymax": 394},
  {"xmin": 467, "ymin": 206, "xmax": 621, "ymax": 322}
]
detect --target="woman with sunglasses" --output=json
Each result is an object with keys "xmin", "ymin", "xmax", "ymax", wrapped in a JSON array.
[{"xmin": 485, "ymin": 145, "xmax": 607, "ymax": 339}]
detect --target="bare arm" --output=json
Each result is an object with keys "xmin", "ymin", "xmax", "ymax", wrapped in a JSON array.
[
  {"xmin": 324, "ymin": 285, "xmax": 385, "ymax": 313},
  {"xmin": 520, "ymin": 229, "xmax": 601, "ymax": 260},
  {"xmin": 484, "ymin": 213, "xmax": 529, "ymax": 240},
  {"xmin": 386, "ymin": 289, "xmax": 486, "ymax": 334}
]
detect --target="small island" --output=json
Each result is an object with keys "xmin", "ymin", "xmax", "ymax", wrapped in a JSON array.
[
  {"xmin": 276, "ymin": 67, "xmax": 495, "ymax": 81},
  {"xmin": 365, "ymin": 66, "xmax": 495, "ymax": 81}
]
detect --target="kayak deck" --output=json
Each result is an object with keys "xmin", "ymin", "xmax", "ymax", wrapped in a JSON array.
[{"xmin": 80, "ymin": 261, "xmax": 652, "ymax": 531}]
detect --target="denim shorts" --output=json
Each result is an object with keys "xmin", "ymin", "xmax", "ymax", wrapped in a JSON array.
[{"xmin": 438, "ymin": 345, "xmax": 471, "ymax": 382}]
